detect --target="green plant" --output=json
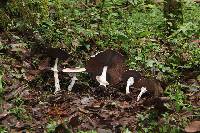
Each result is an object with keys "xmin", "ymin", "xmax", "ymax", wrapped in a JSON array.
[
  {"xmin": 165, "ymin": 83, "xmax": 192, "ymax": 112},
  {"xmin": 9, "ymin": 106, "xmax": 29, "ymax": 120},
  {"xmin": 11, "ymin": 97, "xmax": 24, "ymax": 106},
  {"xmin": 46, "ymin": 119, "xmax": 72, "ymax": 133},
  {"xmin": 122, "ymin": 128, "xmax": 132, "ymax": 133},
  {"xmin": 0, "ymin": 127, "xmax": 8, "ymax": 133},
  {"xmin": 46, "ymin": 119, "xmax": 71, "ymax": 133},
  {"xmin": 46, "ymin": 120, "xmax": 58, "ymax": 133},
  {"xmin": 9, "ymin": 98, "xmax": 30, "ymax": 120},
  {"xmin": 137, "ymin": 111, "xmax": 159, "ymax": 132},
  {"xmin": 77, "ymin": 130, "xmax": 97, "ymax": 133},
  {"xmin": 137, "ymin": 111, "xmax": 186, "ymax": 133},
  {"xmin": 1, "ymin": 0, "xmax": 200, "ymax": 132},
  {"xmin": 158, "ymin": 112, "xmax": 189, "ymax": 133}
]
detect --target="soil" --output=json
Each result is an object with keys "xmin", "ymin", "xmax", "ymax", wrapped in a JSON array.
[{"xmin": 0, "ymin": 32, "xmax": 199, "ymax": 132}]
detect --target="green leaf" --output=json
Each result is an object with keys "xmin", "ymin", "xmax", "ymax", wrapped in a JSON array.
[
  {"xmin": 145, "ymin": 59, "xmax": 155, "ymax": 67},
  {"xmin": 135, "ymin": 56, "xmax": 142, "ymax": 61}
]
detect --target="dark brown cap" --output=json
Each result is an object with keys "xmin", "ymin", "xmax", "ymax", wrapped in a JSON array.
[
  {"xmin": 86, "ymin": 49, "xmax": 126, "ymax": 85},
  {"xmin": 42, "ymin": 48, "xmax": 69, "ymax": 60},
  {"xmin": 122, "ymin": 70, "xmax": 142, "ymax": 83},
  {"xmin": 133, "ymin": 77, "xmax": 164, "ymax": 97}
]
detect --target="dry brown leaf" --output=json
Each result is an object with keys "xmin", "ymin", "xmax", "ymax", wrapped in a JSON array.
[
  {"xmin": 25, "ymin": 70, "xmax": 41, "ymax": 81},
  {"xmin": 38, "ymin": 58, "xmax": 50, "ymax": 70},
  {"xmin": 68, "ymin": 115, "xmax": 81, "ymax": 127},
  {"xmin": 0, "ymin": 111, "xmax": 9, "ymax": 120},
  {"xmin": 10, "ymin": 43, "xmax": 28, "ymax": 54},
  {"xmin": 185, "ymin": 120, "xmax": 200, "ymax": 133}
]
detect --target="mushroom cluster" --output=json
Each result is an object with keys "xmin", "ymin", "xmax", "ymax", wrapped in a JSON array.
[
  {"xmin": 33, "ymin": 47, "xmax": 85, "ymax": 94},
  {"xmin": 85, "ymin": 49, "xmax": 163, "ymax": 101},
  {"xmin": 39, "ymin": 47, "xmax": 69, "ymax": 93},
  {"xmin": 121, "ymin": 69, "xmax": 164, "ymax": 101},
  {"xmin": 43, "ymin": 48, "xmax": 163, "ymax": 101}
]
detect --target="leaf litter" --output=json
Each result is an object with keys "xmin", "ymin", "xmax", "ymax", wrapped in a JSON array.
[{"xmin": 0, "ymin": 35, "xmax": 200, "ymax": 132}]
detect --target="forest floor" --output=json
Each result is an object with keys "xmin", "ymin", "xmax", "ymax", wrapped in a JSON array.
[{"xmin": 0, "ymin": 32, "xmax": 200, "ymax": 133}]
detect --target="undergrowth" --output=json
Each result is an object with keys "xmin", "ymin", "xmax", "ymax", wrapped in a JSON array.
[{"xmin": 0, "ymin": 0, "xmax": 200, "ymax": 132}]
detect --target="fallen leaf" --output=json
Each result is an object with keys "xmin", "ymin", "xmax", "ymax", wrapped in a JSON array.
[
  {"xmin": 38, "ymin": 58, "xmax": 50, "ymax": 70},
  {"xmin": 25, "ymin": 70, "xmax": 41, "ymax": 81},
  {"xmin": 68, "ymin": 115, "xmax": 81, "ymax": 127},
  {"xmin": 185, "ymin": 121, "xmax": 200, "ymax": 133},
  {"xmin": 54, "ymin": 124, "xmax": 71, "ymax": 133},
  {"xmin": 47, "ymin": 106, "xmax": 68, "ymax": 117},
  {"xmin": 78, "ymin": 107, "xmax": 89, "ymax": 114},
  {"xmin": 81, "ymin": 97, "xmax": 95, "ymax": 105},
  {"xmin": 15, "ymin": 121, "xmax": 30, "ymax": 131},
  {"xmin": 32, "ymin": 107, "xmax": 43, "ymax": 120},
  {"xmin": 5, "ymin": 85, "xmax": 26, "ymax": 100},
  {"xmin": 10, "ymin": 43, "xmax": 28, "ymax": 54},
  {"xmin": 0, "ymin": 111, "xmax": 9, "ymax": 120},
  {"xmin": 1, "ymin": 115, "xmax": 18, "ymax": 128}
]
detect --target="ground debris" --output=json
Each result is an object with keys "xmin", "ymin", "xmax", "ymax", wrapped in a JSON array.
[
  {"xmin": 54, "ymin": 124, "xmax": 71, "ymax": 133},
  {"xmin": 185, "ymin": 120, "xmax": 200, "ymax": 133},
  {"xmin": 4, "ymin": 84, "xmax": 27, "ymax": 100},
  {"xmin": 1, "ymin": 33, "xmax": 199, "ymax": 132},
  {"xmin": 0, "ymin": 111, "xmax": 9, "ymax": 120}
]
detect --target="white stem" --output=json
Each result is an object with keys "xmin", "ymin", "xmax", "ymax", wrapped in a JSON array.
[
  {"xmin": 137, "ymin": 87, "xmax": 147, "ymax": 101},
  {"xmin": 126, "ymin": 77, "xmax": 134, "ymax": 94},
  {"xmin": 96, "ymin": 66, "xmax": 109, "ymax": 87},
  {"xmin": 68, "ymin": 74, "xmax": 78, "ymax": 91},
  {"xmin": 53, "ymin": 58, "xmax": 60, "ymax": 94},
  {"xmin": 102, "ymin": 66, "xmax": 107, "ymax": 78}
]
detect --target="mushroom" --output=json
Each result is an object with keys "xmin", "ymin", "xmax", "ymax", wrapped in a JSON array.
[
  {"xmin": 122, "ymin": 70, "xmax": 164, "ymax": 101},
  {"xmin": 62, "ymin": 68, "xmax": 86, "ymax": 91},
  {"xmin": 42, "ymin": 48, "xmax": 69, "ymax": 93},
  {"xmin": 86, "ymin": 49, "xmax": 126, "ymax": 87},
  {"xmin": 133, "ymin": 77, "xmax": 164, "ymax": 101},
  {"xmin": 62, "ymin": 49, "xmax": 126, "ymax": 90},
  {"xmin": 122, "ymin": 70, "xmax": 142, "ymax": 94},
  {"xmin": 51, "ymin": 58, "xmax": 60, "ymax": 93}
]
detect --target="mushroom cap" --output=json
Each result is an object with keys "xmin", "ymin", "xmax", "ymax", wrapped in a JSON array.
[
  {"xmin": 62, "ymin": 68, "xmax": 86, "ymax": 73},
  {"xmin": 133, "ymin": 77, "xmax": 164, "ymax": 97},
  {"xmin": 122, "ymin": 70, "xmax": 142, "ymax": 83},
  {"xmin": 42, "ymin": 48, "xmax": 69, "ymax": 60},
  {"xmin": 86, "ymin": 49, "xmax": 126, "ymax": 85}
]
